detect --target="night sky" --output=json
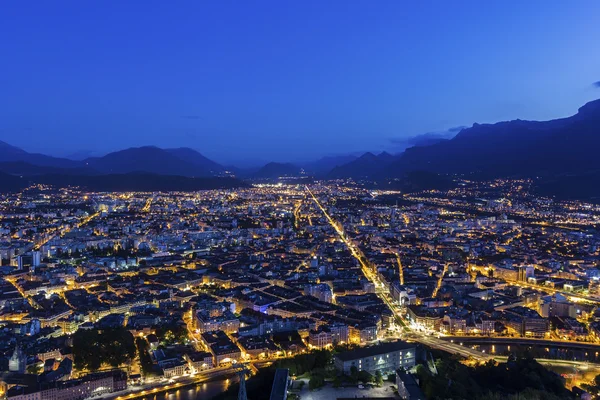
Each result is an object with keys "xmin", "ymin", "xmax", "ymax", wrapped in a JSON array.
[{"xmin": 1, "ymin": 1, "xmax": 599, "ymax": 165}]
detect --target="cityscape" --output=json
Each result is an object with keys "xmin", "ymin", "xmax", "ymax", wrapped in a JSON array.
[
  {"xmin": 1, "ymin": 176, "xmax": 600, "ymax": 399},
  {"xmin": 2, "ymin": 2, "xmax": 600, "ymax": 400}
]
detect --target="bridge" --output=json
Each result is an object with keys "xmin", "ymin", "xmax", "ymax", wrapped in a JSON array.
[{"xmin": 441, "ymin": 336, "xmax": 600, "ymax": 352}]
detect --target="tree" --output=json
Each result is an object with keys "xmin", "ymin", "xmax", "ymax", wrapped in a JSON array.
[
  {"xmin": 73, "ymin": 329, "xmax": 102, "ymax": 371},
  {"xmin": 357, "ymin": 370, "xmax": 373, "ymax": 384},
  {"xmin": 274, "ymin": 349, "xmax": 333, "ymax": 377},
  {"xmin": 375, "ymin": 370, "xmax": 383, "ymax": 386},
  {"xmin": 414, "ymin": 354, "xmax": 574, "ymax": 400},
  {"xmin": 155, "ymin": 323, "xmax": 188, "ymax": 345},
  {"xmin": 136, "ymin": 337, "xmax": 155, "ymax": 376},
  {"xmin": 350, "ymin": 365, "xmax": 358, "ymax": 379},
  {"xmin": 332, "ymin": 375, "xmax": 342, "ymax": 388},
  {"xmin": 309, "ymin": 373, "xmax": 325, "ymax": 390},
  {"xmin": 72, "ymin": 327, "xmax": 136, "ymax": 372},
  {"xmin": 26, "ymin": 364, "xmax": 43, "ymax": 375}
]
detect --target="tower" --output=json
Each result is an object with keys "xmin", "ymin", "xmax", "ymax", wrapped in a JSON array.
[
  {"xmin": 236, "ymin": 363, "xmax": 250, "ymax": 400},
  {"xmin": 9, "ymin": 343, "xmax": 26, "ymax": 373}
]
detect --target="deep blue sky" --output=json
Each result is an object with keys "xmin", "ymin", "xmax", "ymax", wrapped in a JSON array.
[{"xmin": 1, "ymin": 1, "xmax": 599, "ymax": 165}]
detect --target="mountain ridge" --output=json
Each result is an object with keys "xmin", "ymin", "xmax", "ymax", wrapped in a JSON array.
[
  {"xmin": 0, "ymin": 143, "xmax": 227, "ymax": 178},
  {"xmin": 328, "ymin": 151, "xmax": 398, "ymax": 179},
  {"xmin": 2, "ymin": 98, "xmax": 600, "ymax": 197},
  {"xmin": 385, "ymin": 98, "xmax": 600, "ymax": 178}
]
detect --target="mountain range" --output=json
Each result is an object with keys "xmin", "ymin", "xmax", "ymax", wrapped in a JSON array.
[
  {"xmin": 387, "ymin": 99, "xmax": 600, "ymax": 178},
  {"xmin": 1, "ymin": 98, "xmax": 599, "ymax": 197},
  {"xmin": 0, "ymin": 144, "xmax": 226, "ymax": 177},
  {"xmin": 0, "ymin": 144, "xmax": 246, "ymax": 192}
]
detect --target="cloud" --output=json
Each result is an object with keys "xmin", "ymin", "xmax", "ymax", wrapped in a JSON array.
[
  {"xmin": 593, "ymin": 81, "xmax": 600, "ymax": 88},
  {"xmin": 447, "ymin": 125, "xmax": 466, "ymax": 133},
  {"xmin": 389, "ymin": 126, "xmax": 466, "ymax": 150},
  {"xmin": 181, "ymin": 115, "xmax": 202, "ymax": 120}
]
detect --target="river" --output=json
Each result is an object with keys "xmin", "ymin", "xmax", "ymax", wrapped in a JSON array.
[{"xmin": 135, "ymin": 377, "xmax": 235, "ymax": 400}]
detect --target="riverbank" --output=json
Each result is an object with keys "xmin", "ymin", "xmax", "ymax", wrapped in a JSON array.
[{"xmin": 101, "ymin": 369, "xmax": 238, "ymax": 400}]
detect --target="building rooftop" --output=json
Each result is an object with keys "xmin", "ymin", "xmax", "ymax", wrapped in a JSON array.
[{"xmin": 334, "ymin": 340, "xmax": 415, "ymax": 362}]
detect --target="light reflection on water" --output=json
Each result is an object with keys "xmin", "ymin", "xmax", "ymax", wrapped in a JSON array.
[{"xmin": 138, "ymin": 377, "xmax": 236, "ymax": 400}]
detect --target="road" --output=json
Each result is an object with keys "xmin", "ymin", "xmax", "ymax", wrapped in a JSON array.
[
  {"xmin": 141, "ymin": 196, "xmax": 153, "ymax": 213},
  {"xmin": 394, "ymin": 252, "xmax": 404, "ymax": 286},
  {"xmin": 306, "ymin": 186, "xmax": 600, "ymax": 375},
  {"xmin": 507, "ymin": 280, "xmax": 600, "ymax": 305},
  {"xmin": 306, "ymin": 186, "xmax": 600, "ymax": 368},
  {"xmin": 34, "ymin": 211, "xmax": 101, "ymax": 251},
  {"xmin": 306, "ymin": 186, "xmax": 498, "ymax": 362},
  {"xmin": 102, "ymin": 365, "xmax": 236, "ymax": 400},
  {"xmin": 441, "ymin": 335, "xmax": 600, "ymax": 351}
]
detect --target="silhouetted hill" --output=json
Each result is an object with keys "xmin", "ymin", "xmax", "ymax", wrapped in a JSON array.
[
  {"xmin": 535, "ymin": 172, "xmax": 600, "ymax": 201},
  {"xmin": 0, "ymin": 161, "xmax": 98, "ymax": 176},
  {"xmin": 387, "ymin": 99, "xmax": 600, "ymax": 178},
  {"xmin": 165, "ymin": 147, "xmax": 225, "ymax": 175},
  {"xmin": 389, "ymin": 170, "xmax": 455, "ymax": 191},
  {"xmin": 20, "ymin": 173, "xmax": 247, "ymax": 192},
  {"xmin": 302, "ymin": 154, "xmax": 358, "ymax": 175},
  {"xmin": 252, "ymin": 162, "xmax": 302, "ymax": 179},
  {"xmin": 0, "ymin": 171, "xmax": 27, "ymax": 192},
  {"xmin": 84, "ymin": 146, "xmax": 219, "ymax": 177},
  {"xmin": 0, "ymin": 142, "xmax": 226, "ymax": 177},
  {"xmin": 0, "ymin": 141, "xmax": 80, "ymax": 168},
  {"xmin": 328, "ymin": 152, "xmax": 398, "ymax": 179}
]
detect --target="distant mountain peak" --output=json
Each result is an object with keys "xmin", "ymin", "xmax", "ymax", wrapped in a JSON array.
[
  {"xmin": 0, "ymin": 140, "xmax": 27, "ymax": 154},
  {"xmin": 327, "ymin": 151, "xmax": 398, "ymax": 179},
  {"xmin": 85, "ymin": 146, "xmax": 224, "ymax": 177},
  {"xmin": 358, "ymin": 152, "xmax": 377, "ymax": 160},
  {"xmin": 577, "ymin": 98, "xmax": 600, "ymax": 118},
  {"xmin": 377, "ymin": 151, "xmax": 395, "ymax": 162}
]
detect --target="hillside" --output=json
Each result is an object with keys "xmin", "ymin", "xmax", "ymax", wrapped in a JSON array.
[
  {"xmin": 328, "ymin": 152, "xmax": 397, "ymax": 179},
  {"xmin": 82, "ymin": 146, "xmax": 225, "ymax": 177},
  {"xmin": 387, "ymin": 99, "xmax": 600, "ymax": 178},
  {"xmin": 252, "ymin": 162, "xmax": 302, "ymax": 179},
  {"xmin": 0, "ymin": 141, "xmax": 80, "ymax": 168},
  {"xmin": 0, "ymin": 173, "xmax": 247, "ymax": 193},
  {"xmin": 165, "ymin": 147, "xmax": 225, "ymax": 175}
]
